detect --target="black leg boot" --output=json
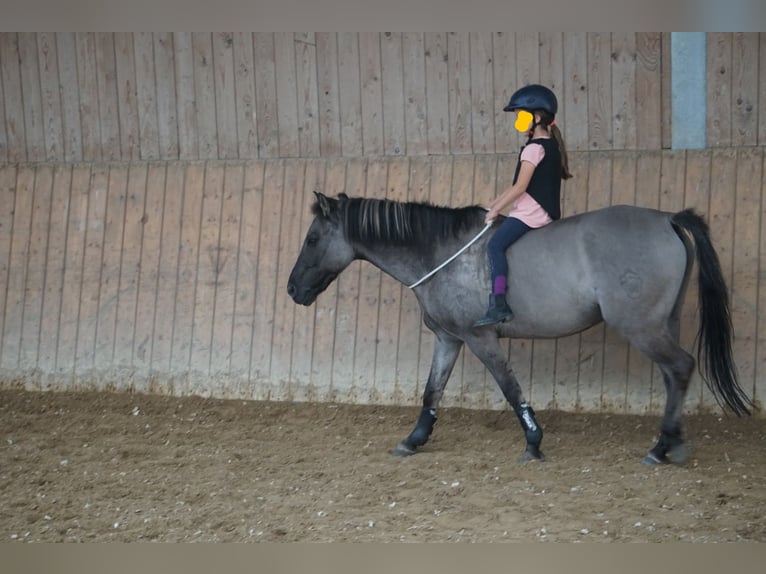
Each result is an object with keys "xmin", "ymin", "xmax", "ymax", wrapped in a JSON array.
[{"xmin": 473, "ymin": 294, "xmax": 514, "ymax": 327}]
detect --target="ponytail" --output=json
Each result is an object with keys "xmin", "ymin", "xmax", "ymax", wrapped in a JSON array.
[
  {"xmin": 536, "ymin": 110, "xmax": 573, "ymax": 180},
  {"xmin": 550, "ymin": 124, "xmax": 572, "ymax": 180}
]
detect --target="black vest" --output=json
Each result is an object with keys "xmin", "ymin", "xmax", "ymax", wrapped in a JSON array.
[{"xmin": 512, "ymin": 137, "xmax": 562, "ymax": 221}]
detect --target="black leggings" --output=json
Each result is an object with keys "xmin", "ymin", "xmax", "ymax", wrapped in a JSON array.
[{"xmin": 487, "ymin": 217, "xmax": 531, "ymax": 292}]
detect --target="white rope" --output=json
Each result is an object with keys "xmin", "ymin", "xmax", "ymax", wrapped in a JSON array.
[{"xmin": 407, "ymin": 221, "xmax": 494, "ymax": 289}]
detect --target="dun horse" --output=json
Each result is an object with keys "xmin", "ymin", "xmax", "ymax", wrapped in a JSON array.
[{"xmin": 287, "ymin": 193, "xmax": 754, "ymax": 464}]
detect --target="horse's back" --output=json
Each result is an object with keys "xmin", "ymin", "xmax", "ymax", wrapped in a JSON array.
[{"xmin": 501, "ymin": 205, "xmax": 688, "ymax": 337}]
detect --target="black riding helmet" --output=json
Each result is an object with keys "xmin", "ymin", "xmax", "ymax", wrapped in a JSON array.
[{"xmin": 503, "ymin": 84, "xmax": 558, "ymax": 116}]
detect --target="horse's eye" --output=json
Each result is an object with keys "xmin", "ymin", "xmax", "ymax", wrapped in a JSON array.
[{"xmin": 306, "ymin": 234, "xmax": 319, "ymax": 247}]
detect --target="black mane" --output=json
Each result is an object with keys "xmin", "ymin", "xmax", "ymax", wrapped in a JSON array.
[{"xmin": 314, "ymin": 196, "xmax": 487, "ymax": 248}]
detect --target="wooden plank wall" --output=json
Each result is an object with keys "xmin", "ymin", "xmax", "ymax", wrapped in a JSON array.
[
  {"xmin": 0, "ymin": 31, "xmax": 736, "ymax": 162},
  {"xmin": 0, "ymin": 151, "xmax": 763, "ymax": 414}
]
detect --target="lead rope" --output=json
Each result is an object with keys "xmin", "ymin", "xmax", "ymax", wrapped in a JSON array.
[{"xmin": 407, "ymin": 221, "xmax": 494, "ymax": 289}]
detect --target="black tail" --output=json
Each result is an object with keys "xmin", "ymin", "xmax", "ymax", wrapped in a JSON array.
[{"xmin": 671, "ymin": 209, "xmax": 755, "ymax": 416}]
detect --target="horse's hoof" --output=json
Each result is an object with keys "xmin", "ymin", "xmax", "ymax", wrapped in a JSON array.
[
  {"xmin": 641, "ymin": 452, "xmax": 666, "ymax": 465},
  {"xmin": 519, "ymin": 449, "xmax": 544, "ymax": 464},
  {"xmin": 667, "ymin": 443, "xmax": 689, "ymax": 465},
  {"xmin": 392, "ymin": 442, "xmax": 416, "ymax": 457}
]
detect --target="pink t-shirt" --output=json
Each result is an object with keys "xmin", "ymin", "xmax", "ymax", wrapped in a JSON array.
[{"xmin": 507, "ymin": 140, "xmax": 553, "ymax": 229}]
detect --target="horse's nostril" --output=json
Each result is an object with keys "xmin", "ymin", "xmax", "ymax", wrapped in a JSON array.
[{"xmin": 287, "ymin": 282, "xmax": 297, "ymax": 298}]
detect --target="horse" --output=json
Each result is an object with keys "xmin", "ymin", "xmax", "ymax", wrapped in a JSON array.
[{"xmin": 287, "ymin": 192, "xmax": 754, "ymax": 465}]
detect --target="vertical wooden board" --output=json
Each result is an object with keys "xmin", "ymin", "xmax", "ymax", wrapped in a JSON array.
[
  {"xmin": 192, "ymin": 33, "xmax": 218, "ymax": 160},
  {"xmin": 424, "ymin": 33, "xmax": 450, "ymax": 155},
  {"xmin": 114, "ymin": 33, "xmax": 140, "ymax": 160},
  {"xmin": 270, "ymin": 160, "xmax": 306, "ymax": 400},
  {"xmin": 132, "ymin": 163, "xmax": 166, "ymax": 387},
  {"xmin": 1, "ymin": 34, "xmax": 27, "ymax": 162},
  {"xmin": 37, "ymin": 32, "xmax": 65, "ymax": 161},
  {"xmin": 611, "ymin": 33, "xmax": 637, "ymax": 150},
  {"xmin": 274, "ymin": 33, "xmax": 299, "ymax": 158},
  {"xmin": 188, "ymin": 163, "xmax": 224, "ymax": 387},
  {"xmin": 209, "ymin": 163, "xmax": 245, "ymax": 380},
  {"xmin": 151, "ymin": 163, "xmax": 183, "ymax": 378},
  {"xmin": 381, "ymin": 32, "xmax": 406, "ymax": 156},
  {"xmin": 230, "ymin": 161, "xmax": 264, "ymax": 391},
  {"xmin": 515, "ymin": 32, "xmax": 540, "ymax": 86},
  {"xmin": 173, "ymin": 33, "xmax": 198, "ymax": 159},
  {"xmin": 212, "ymin": 32, "xmax": 238, "ymax": 160},
  {"xmin": 112, "ymin": 164, "xmax": 147, "ymax": 384},
  {"xmin": 636, "ymin": 33, "xmax": 662, "ymax": 150},
  {"xmin": 75, "ymin": 33, "xmax": 101, "ymax": 161},
  {"xmin": 449, "ymin": 155, "xmax": 475, "ymax": 407},
  {"xmin": 0, "ymin": 45, "xmax": 6, "ymax": 162},
  {"xmin": 562, "ymin": 33, "xmax": 589, "ymax": 152},
  {"xmin": 18, "ymin": 33, "xmax": 45, "ymax": 161},
  {"xmin": 316, "ymin": 33, "xmax": 342, "ymax": 157},
  {"xmin": 626, "ymin": 151, "xmax": 661, "ymax": 413},
  {"xmin": 577, "ymin": 152, "xmax": 611, "ymax": 411},
  {"xmin": 397, "ymin": 156, "xmax": 430, "ymax": 404},
  {"xmin": 602, "ymin": 153, "xmax": 637, "ymax": 412},
  {"xmin": 756, "ymin": 150, "xmax": 766, "ymax": 408},
  {"xmin": 469, "ymin": 155, "xmax": 498, "ymax": 408},
  {"xmin": 0, "ymin": 166, "xmax": 17, "ymax": 357},
  {"xmin": 469, "ymin": 33, "xmax": 495, "ymax": 154},
  {"xmin": 760, "ymin": 34, "xmax": 766, "ymax": 147},
  {"xmin": 169, "ymin": 164, "xmax": 205, "ymax": 392},
  {"xmin": 331, "ymin": 158, "xmax": 366, "ymax": 402},
  {"xmin": 37, "ymin": 165, "xmax": 72, "ymax": 379},
  {"xmin": 337, "ymin": 33, "xmax": 363, "ymax": 157},
  {"xmin": 402, "ymin": 33, "xmax": 428, "ymax": 156},
  {"xmin": 731, "ymin": 33, "xmax": 759, "ymax": 147},
  {"xmin": 447, "ymin": 33, "xmax": 472, "ymax": 155},
  {"xmin": 539, "ymin": 33, "xmax": 565, "ymax": 129},
  {"xmin": 95, "ymin": 33, "xmax": 121, "ymax": 161},
  {"xmin": 0, "ymin": 165, "xmax": 22, "ymax": 374},
  {"xmin": 681, "ymin": 151, "xmax": 712, "ymax": 413},
  {"xmin": 587, "ymin": 33, "xmax": 613, "ymax": 151},
  {"xmin": 233, "ymin": 33, "xmax": 257, "ymax": 158},
  {"xmin": 354, "ymin": 159, "xmax": 387, "ymax": 404},
  {"xmin": 295, "ymin": 33, "xmax": 320, "ymax": 157},
  {"xmin": 706, "ymin": 150, "xmax": 737, "ymax": 397},
  {"xmin": 375, "ymin": 156, "xmax": 409, "ymax": 404},
  {"xmin": 1, "ymin": 167, "xmax": 35, "ymax": 374},
  {"xmin": 250, "ymin": 160, "xmax": 284, "ymax": 397},
  {"xmin": 74, "ymin": 166, "xmax": 108, "ymax": 378},
  {"xmin": 661, "ymin": 33, "xmax": 672, "ymax": 149},
  {"xmin": 55, "ymin": 33, "xmax": 83, "ymax": 162},
  {"xmin": 707, "ymin": 33, "xmax": 732, "ymax": 148},
  {"xmin": 17, "ymin": 166, "xmax": 52, "ymax": 379},
  {"xmin": 730, "ymin": 149, "xmax": 761, "ymax": 410},
  {"xmin": 253, "ymin": 33, "xmax": 279, "ymax": 158},
  {"xmin": 153, "ymin": 33, "xmax": 179, "ymax": 159},
  {"xmin": 554, "ymin": 152, "xmax": 588, "ymax": 411},
  {"xmin": 133, "ymin": 32, "xmax": 160, "ymax": 160},
  {"xmin": 290, "ymin": 160, "xmax": 324, "ymax": 401},
  {"xmin": 492, "ymin": 33, "xmax": 516, "ymax": 154},
  {"xmin": 359, "ymin": 33, "xmax": 384, "ymax": 156}
]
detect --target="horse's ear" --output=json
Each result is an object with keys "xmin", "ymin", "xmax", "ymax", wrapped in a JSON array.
[{"xmin": 313, "ymin": 191, "xmax": 333, "ymax": 218}]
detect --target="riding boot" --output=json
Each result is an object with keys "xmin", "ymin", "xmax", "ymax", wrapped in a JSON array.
[{"xmin": 473, "ymin": 293, "xmax": 513, "ymax": 327}]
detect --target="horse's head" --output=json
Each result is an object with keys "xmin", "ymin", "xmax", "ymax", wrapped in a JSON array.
[{"xmin": 287, "ymin": 192, "xmax": 355, "ymax": 306}]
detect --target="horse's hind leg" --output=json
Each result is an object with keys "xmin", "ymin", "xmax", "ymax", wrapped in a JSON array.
[
  {"xmin": 393, "ymin": 327, "xmax": 463, "ymax": 456},
  {"xmin": 463, "ymin": 333, "xmax": 544, "ymax": 463},
  {"xmin": 631, "ymin": 333, "xmax": 695, "ymax": 465}
]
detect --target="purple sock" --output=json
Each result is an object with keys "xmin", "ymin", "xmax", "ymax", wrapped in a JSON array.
[{"xmin": 493, "ymin": 276, "xmax": 507, "ymax": 295}]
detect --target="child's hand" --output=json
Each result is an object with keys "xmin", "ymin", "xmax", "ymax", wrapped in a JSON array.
[{"xmin": 485, "ymin": 208, "xmax": 499, "ymax": 224}]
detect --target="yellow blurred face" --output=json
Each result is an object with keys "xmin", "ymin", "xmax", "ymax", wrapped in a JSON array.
[{"xmin": 514, "ymin": 110, "xmax": 534, "ymax": 133}]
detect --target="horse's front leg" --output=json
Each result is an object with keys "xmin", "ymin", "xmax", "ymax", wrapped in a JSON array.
[
  {"xmin": 464, "ymin": 333, "xmax": 544, "ymax": 463},
  {"xmin": 393, "ymin": 330, "xmax": 463, "ymax": 456}
]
